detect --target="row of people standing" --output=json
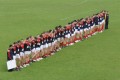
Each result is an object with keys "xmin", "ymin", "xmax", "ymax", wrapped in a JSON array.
[{"xmin": 7, "ymin": 10, "xmax": 109, "ymax": 71}]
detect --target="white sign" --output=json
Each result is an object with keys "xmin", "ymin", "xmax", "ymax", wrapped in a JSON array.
[{"xmin": 7, "ymin": 60, "xmax": 17, "ymax": 70}]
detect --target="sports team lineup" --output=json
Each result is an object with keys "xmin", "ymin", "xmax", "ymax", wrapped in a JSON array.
[{"xmin": 7, "ymin": 10, "xmax": 109, "ymax": 72}]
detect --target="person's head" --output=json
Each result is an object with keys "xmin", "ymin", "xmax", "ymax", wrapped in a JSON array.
[
  {"xmin": 26, "ymin": 37, "xmax": 29, "ymax": 40},
  {"xmin": 9, "ymin": 45, "xmax": 12, "ymax": 48},
  {"xmin": 80, "ymin": 18, "xmax": 83, "ymax": 21},
  {"xmin": 68, "ymin": 22, "xmax": 71, "ymax": 24},
  {"xmin": 48, "ymin": 30, "xmax": 51, "ymax": 32},
  {"xmin": 55, "ymin": 26, "xmax": 58, "ymax": 30},
  {"xmin": 58, "ymin": 25, "xmax": 62, "ymax": 28}
]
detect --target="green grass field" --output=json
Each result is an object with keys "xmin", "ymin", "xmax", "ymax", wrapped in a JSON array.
[{"xmin": 0, "ymin": 0, "xmax": 120, "ymax": 80}]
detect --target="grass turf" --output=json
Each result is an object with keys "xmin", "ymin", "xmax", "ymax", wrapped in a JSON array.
[{"xmin": 0, "ymin": 0, "xmax": 120, "ymax": 80}]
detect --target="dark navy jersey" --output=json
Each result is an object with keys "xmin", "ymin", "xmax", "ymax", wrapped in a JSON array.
[
  {"xmin": 52, "ymin": 36, "xmax": 55, "ymax": 42},
  {"xmin": 19, "ymin": 46, "xmax": 22, "ymax": 52},
  {"xmin": 94, "ymin": 16, "xmax": 99, "ymax": 25},
  {"xmin": 24, "ymin": 43, "xmax": 27, "ymax": 51},
  {"xmin": 31, "ymin": 42, "xmax": 35, "ymax": 49},
  {"xmin": 98, "ymin": 17, "xmax": 100, "ymax": 23},
  {"xmin": 78, "ymin": 27, "xmax": 80, "ymax": 31},
  {"xmin": 43, "ymin": 39, "xmax": 47, "ymax": 44},
  {"xmin": 80, "ymin": 25, "xmax": 84, "ymax": 29},
  {"xmin": 12, "ymin": 47, "xmax": 16, "ymax": 55},
  {"xmin": 83, "ymin": 21, "xmax": 88, "ymax": 28},
  {"xmin": 37, "ymin": 42, "xmax": 41, "ymax": 47},
  {"xmin": 100, "ymin": 17, "xmax": 103, "ymax": 22},
  {"xmin": 41, "ymin": 40, "xmax": 44, "ymax": 45},
  {"xmin": 16, "ymin": 46, "xmax": 20, "ymax": 54},
  {"xmin": 46, "ymin": 38, "xmax": 49, "ymax": 43},
  {"xmin": 90, "ymin": 20, "xmax": 93, "ymax": 26},
  {"xmin": 55, "ymin": 33, "xmax": 58, "ymax": 39},
  {"xmin": 7, "ymin": 49, "xmax": 13, "ymax": 60},
  {"xmin": 24, "ymin": 43, "xmax": 31, "ymax": 51},
  {"xmin": 71, "ymin": 27, "xmax": 75, "ymax": 34},
  {"xmin": 64, "ymin": 30, "xmax": 67, "ymax": 35},
  {"xmin": 50, "ymin": 37, "xmax": 53, "ymax": 43},
  {"xmin": 35, "ymin": 41, "xmax": 38, "ymax": 48},
  {"xmin": 48, "ymin": 36, "xmax": 51, "ymax": 43},
  {"xmin": 75, "ymin": 26, "xmax": 78, "ymax": 29},
  {"xmin": 61, "ymin": 31, "xmax": 65, "ymax": 38}
]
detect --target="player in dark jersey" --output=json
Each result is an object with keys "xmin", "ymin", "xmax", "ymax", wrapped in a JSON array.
[
  {"xmin": 69, "ymin": 23, "xmax": 75, "ymax": 45},
  {"xmin": 55, "ymin": 26, "xmax": 61, "ymax": 51},
  {"xmin": 93, "ymin": 14, "xmax": 99, "ymax": 35},
  {"xmin": 7, "ymin": 45, "xmax": 14, "ymax": 72},
  {"xmin": 59, "ymin": 27, "xmax": 65, "ymax": 48},
  {"xmin": 105, "ymin": 12, "xmax": 109, "ymax": 29},
  {"xmin": 29, "ymin": 37, "xmax": 37, "ymax": 62},
  {"xmin": 7, "ymin": 45, "xmax": 13, "ymax": 61},
  {"xmin": 51, "ymin": 30, "xmax": 56, "ymax": 54},
  {"xmin": 89, "ymin": 17, "xmax": 94, "ymax": 36},
  {"xmin": 15, "ymin": 42, "xmax": 21, "ymax": 70},
  {"xmin": 41, "ymin": 32, "xmax": 49, "ymax": 57},
  {"xmin": 65, "ymin": 24, "xmax": 71, "ymax": 46},
  {"xmin": 47, "ymin": 30, "xmax": 54, "ymax": 55},
  {"xmin": 100, "ymin": 11, "xmax": 106, "ymax": 32},
  {"xmin": 86, "ymin": 17, "xmax": 91, "ymax": 37},
  {"xmin": 54, "ymin": 28, "xmax": 59, "ymax": 52},
  {"xmin": 79, "ymin": 19, "xmax": 84, "ymax": 41},
  {"xmin": 52, "ymin": 30, "xmax": 57, "ymax": 53},
  {"xmin": 19, "ymin": 41, "xmax": 26, "ymax": 68},
  {"xmin": 24, "ymin": 39, "xmax": 31, "ymax": 66},
  {"xmin": 61, "ymin": 26, "xmax": 67, "ymax": 47},
  {"xmin": 82, "ymin": 19, "xmax": 88, "ymax": 39},
  {"xmin": 35, "ymin": 36, "xmax": 42, "ymax": 61}
]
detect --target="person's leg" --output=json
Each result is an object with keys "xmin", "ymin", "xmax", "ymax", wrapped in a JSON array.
[
  {"xmin": 16, "ymin": 54, "xmax": 21, "ymax": 70},
  {"xmin": 20, "ymin": 52, "xmax": 25, "ymax": 68}
]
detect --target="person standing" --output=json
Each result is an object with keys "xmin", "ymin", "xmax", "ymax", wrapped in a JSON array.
[{"xmin": 105, "ymin": 11, "xmax": 109, "ymax": 29}]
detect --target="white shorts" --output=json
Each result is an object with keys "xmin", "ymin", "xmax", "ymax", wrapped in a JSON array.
[
  {"xmin": 87, "ymin": 28, "xmax": 89, "ymax": 31},
  {"xmin": 48, "ymin": 43, "xmax": 51, "ymax": 47},
  {"xmin": 84, "ymin": 28, "xmax": 87, "ymax": 32},
  {"xmin": 25, "ymin": 51, "xmax": 31, "ymax": 55},
  {"xmin": 16, "ymin": 54, "xmax": 20, "ymax": 59},
  {"xmin": 20, "ymin": 52, "xmax": 24, "ymax": 56},
  {"xmin": 43, "ymin": 44, "xmax": 46, "ymax": 49},
  {"xmin": 32, "ymin": 48, "xmax": 36, "ymax": 53},
  {"xmin": 98, "ymin": 22, "xmax": 100, "ymax": 25},
  {"xmin": 13, "ymin": 56, "xmax": 16, "ymax": 60},
  {"xmin": 52, "ymin": 42, "xmax": 54, "ymax": 46},
  {"xmin": 71, "ymin": 33, "xmax": 74, "ymax": 36},
  {"xmin": 80, "ymin": 30, "xmax": 83, "ymax": 33},
  {"xmin": 61, "ymin": 37, "xmax": 64, "ymax": 41},
  {"xmin": 41, "ymin": 45, "xmax": 43, "ymax": 50},
  {"xmin": 55, "ymin": 40, "xmax": 57, "ymax": 43},
  {"xmin": 91, "ymin": 26, "xmax": 94, "ymax": 29},
  {"xmin": 76, "ymin": 31, "xmax": 79, "ymax": 34},
  {"xmin": 53, "ymin": 41, "xmax": 55, "ymax": 45},
  {"xmin": 36, "ymin": 48, "xmax": 40, "ymax": 51},
  {"xmin": 65, "ymin": 35, "xmax": 68, "ymax": 38},
  {"xmin": 89, "ymin": 27, "xmax": 91, "ymax": 30},
  {"xmin": 67, "ymin": 34, "xmax": 71, "ymax": 38},
  {"xmin": 57, "ymin": 38, "xmax": 60, "ymax": 41},
  {"xmin": 75, "ymin": 29, "xmax": 78, "ymax": 34},
  {"xmin": 101, "ymin": 20, "xmax": 104, "ymax": 24},
  {"xmin": 45, "ymin": 43, "xmax": 48, "ymax": 48}
]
